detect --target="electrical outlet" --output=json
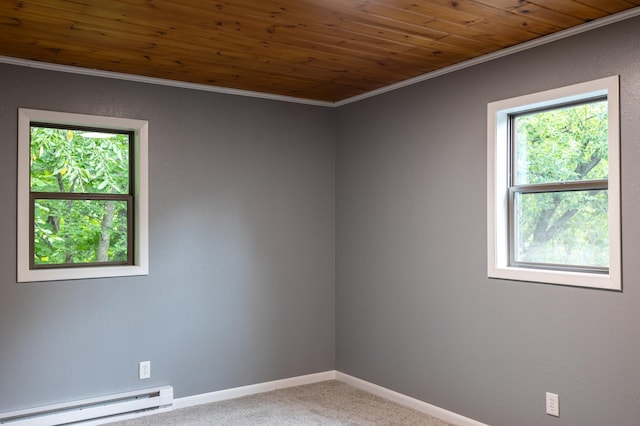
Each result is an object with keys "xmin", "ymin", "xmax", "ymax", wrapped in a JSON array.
[
  {"xmin": 546, "ymin": 392, "xmax": 559, "ymax": 417},
  {"xmin": 139, "ymin": 361, "xmax": 151, "ymax": 380}
]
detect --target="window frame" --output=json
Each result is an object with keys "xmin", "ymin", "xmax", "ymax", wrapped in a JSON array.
[
  {"xmin": 487, "ymin": 76, "xmax": 620, "ymax": 290},
  {"xmin": 18, "ymin": 109, "xmax": 149, "ymax": 282}
]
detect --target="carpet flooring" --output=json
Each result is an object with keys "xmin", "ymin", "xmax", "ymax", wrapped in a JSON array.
[{"xmin": 107, "ymin": 380, "xmax": 456, "ymax": 425}]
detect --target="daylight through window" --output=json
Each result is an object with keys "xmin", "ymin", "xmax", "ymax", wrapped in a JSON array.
[
  {"xmin": 510, "ymin": 100, "xmax": 609, "ymax": 271},
  {"xmin": 30, "ymin": 124, "xmax": 133, "ymax": 268}
]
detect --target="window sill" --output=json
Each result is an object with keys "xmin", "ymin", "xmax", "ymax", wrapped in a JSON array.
[
  {"xmin": 18, "ymin": 264, "xmax": 148, "ymax": 283},
  {"xmin": 488, "ymin": 265, "xmax": 620, "ymax": 291}
]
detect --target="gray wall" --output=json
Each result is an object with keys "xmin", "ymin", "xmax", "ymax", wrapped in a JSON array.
[
  {"xmin": 0, "ymin": 65, "xmax": 335, "ymax": 411},
  {"xmin": 335, "ymin": 16, "xmax": 640, "ymax": 426}
]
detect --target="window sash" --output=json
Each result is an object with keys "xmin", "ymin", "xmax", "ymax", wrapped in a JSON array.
[
  {"xmin": 28, "ymin": 122, "xmax": 135, "ymax": 270},
  {"xmin": 507, "ymin": 179, "xmax": 609, "ymax": 274},
  {"xmin": 29, "ymin": 123, "xmax": 134, "ymax": 195},
  {"xmin": 507, "ymin": 180, "xmax": 609, "ymax": 273},
  {"xmin": 29, "ymin": 193, "xmax": 134, "ymax": 269},
  {"xmin": 507, "ymin": 96, "xmax": 608, "ymax": 187},
  {"xmin": 506, "ymin": 98, "xmax": 610, "ymax": 273}
]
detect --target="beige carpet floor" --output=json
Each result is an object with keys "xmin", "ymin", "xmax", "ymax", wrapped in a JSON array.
[{"xmin": 107, "ymin": 380, "xmax": 456, "ymax": 425}]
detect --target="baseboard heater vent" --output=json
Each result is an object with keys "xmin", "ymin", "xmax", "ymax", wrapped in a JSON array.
[{"xmin": 0, "ymin": 385, "xmax": 173, "ymax": 425}]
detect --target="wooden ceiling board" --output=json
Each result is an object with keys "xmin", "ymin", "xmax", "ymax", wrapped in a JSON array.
[
  {"xmin": 572, "ymin": 0, "xmax": 640, "ymax": 14},
  {"xmin": 113, "ymin": 2, "xmax": 450, "ymax": 73},
  {"xmin": 0, "ymin": 0, "xmax": 638, "ymax": 102},
  {"xmin": 508, "ymin": 3, "xmax": 585, "ymax": 28},
  {"xmin": 385, "ymin": 0, "xmax": 485, "ymax": 26},
  {"xmin": 478, "ymin": 1, "xmax": 611, "ymax": 21},
  {"xmin": 412, "ymin": 0, "xmax": 564, "ymax": 34}
]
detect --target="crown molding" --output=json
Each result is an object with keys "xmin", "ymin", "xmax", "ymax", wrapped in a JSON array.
[{"xmin": 0, "ymin": 55, "xmax": 333, "ymax": 108}]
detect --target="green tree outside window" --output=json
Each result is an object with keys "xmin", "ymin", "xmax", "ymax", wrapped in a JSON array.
[
  {"xmin": 511, "ymin": 100, "xmax": 608, "ymax": 269},
  {"xmin": 30, "ymin": 126, "xmax": 132, "ymax": 266}
]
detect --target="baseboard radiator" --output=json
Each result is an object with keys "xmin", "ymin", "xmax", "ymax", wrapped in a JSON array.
[{"xmin": 0, "ymin": 385, "xmax": 173, "ymax": 425}]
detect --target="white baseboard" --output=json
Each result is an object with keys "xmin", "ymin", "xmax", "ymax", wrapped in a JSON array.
[
  {"xmin": 173, "ymin": 371, "xmax": 336, "ymax": 409},
  {"xmin": 335, "ymin": 372, "xmax": 488, "ymax": 426},
  {"xmin": 174, "ymin": 370, "xmax": 486, "ymax": 426}
]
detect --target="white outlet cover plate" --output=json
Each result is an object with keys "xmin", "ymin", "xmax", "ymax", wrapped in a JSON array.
[
  {"xmin": 139, "ymin": 360, "xmax": 151, "ymax": 379},
  {"xmin": 546, "ymin": 392, "xmax": 559, "ymax": 417}
]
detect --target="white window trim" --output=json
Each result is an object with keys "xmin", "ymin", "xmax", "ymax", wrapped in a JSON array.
[
  {"xmin": 487, "ymin": 76, "xmax": 620, "ymax": 290},
  {"xmin": 17, "ymin": 108, "xmax": 149, "ymax": 282}
]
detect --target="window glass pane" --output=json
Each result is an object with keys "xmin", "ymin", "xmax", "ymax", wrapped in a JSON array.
[
  {"xmin": 30, "ymin": 126, "xmax": 130, "ymax": 194},
  {"xmin": 513, "ymin": 100, "xmax": 608, "ymax": 185},
  {"xmin": 513, "ymin": 190, "xmax": 608, "ymax": 268},
  {"xmin": 33, "ymin": 199, "xmax": 129, "ymax": 265}
]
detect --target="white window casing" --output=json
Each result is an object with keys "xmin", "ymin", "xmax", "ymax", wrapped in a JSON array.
[
  {"xmin": 487, "ymin": 76, "xmax": 620, "ymax": 290},
  {"xmin": 17, "ymin": 108, "xmax": 149, "ymax": 282}
]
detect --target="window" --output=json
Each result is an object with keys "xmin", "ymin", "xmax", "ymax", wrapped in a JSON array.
[
  {"xmin": 487, "ymin": 76, "xmax": 620, "ymax": 290},
  {"xmin": 18, "ymin": 109, "xmax": 148, "ymax": 282}
]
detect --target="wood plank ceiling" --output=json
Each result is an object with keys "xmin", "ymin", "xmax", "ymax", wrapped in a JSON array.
[{"xmin": 0, "ymin": 0, "xmax": 638, "ymax": 102}]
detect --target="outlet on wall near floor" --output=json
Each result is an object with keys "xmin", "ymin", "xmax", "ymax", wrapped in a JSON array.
[
  {"xmin": 139, "ymin": 361, "xmax": 151, "ymax": 380},
  {"xmin": 546, "ymin": 392, "xmax": 559, "ymax": 417}
]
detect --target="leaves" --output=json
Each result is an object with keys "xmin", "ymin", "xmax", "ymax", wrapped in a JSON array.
[
  {"xmin": 30, "ymin": 126, "xmax": 131, "ymax": 265},
  {"xmin": 30, "ymin": 127, "xmax": 130, "ymax": 194},
  {"xmin": 513, "ymin": 101, "xmax": 609, "ymax": 268},
  {"xmin": 514, "ymin": 101, "xmax": 608, "ymax": 185}
]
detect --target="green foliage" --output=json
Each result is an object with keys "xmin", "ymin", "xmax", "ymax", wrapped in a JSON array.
[
  {"xmin": 513, "ymin": 101, "xmax": 609, "ymax": 268},
  {"xmin": 515, "ymin": 100, "xmax": 608, "ymax": 184},
  {"xmin": 30, "ymin": 127, "xmax": 129, "ymax": 194},
  {"xmin": 30, "ymin": 127, "xmax": 130, "ymax": 265},
  {"xmin": 515, "ymin": 191, "xmax": 608, "ymax": 267}
]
